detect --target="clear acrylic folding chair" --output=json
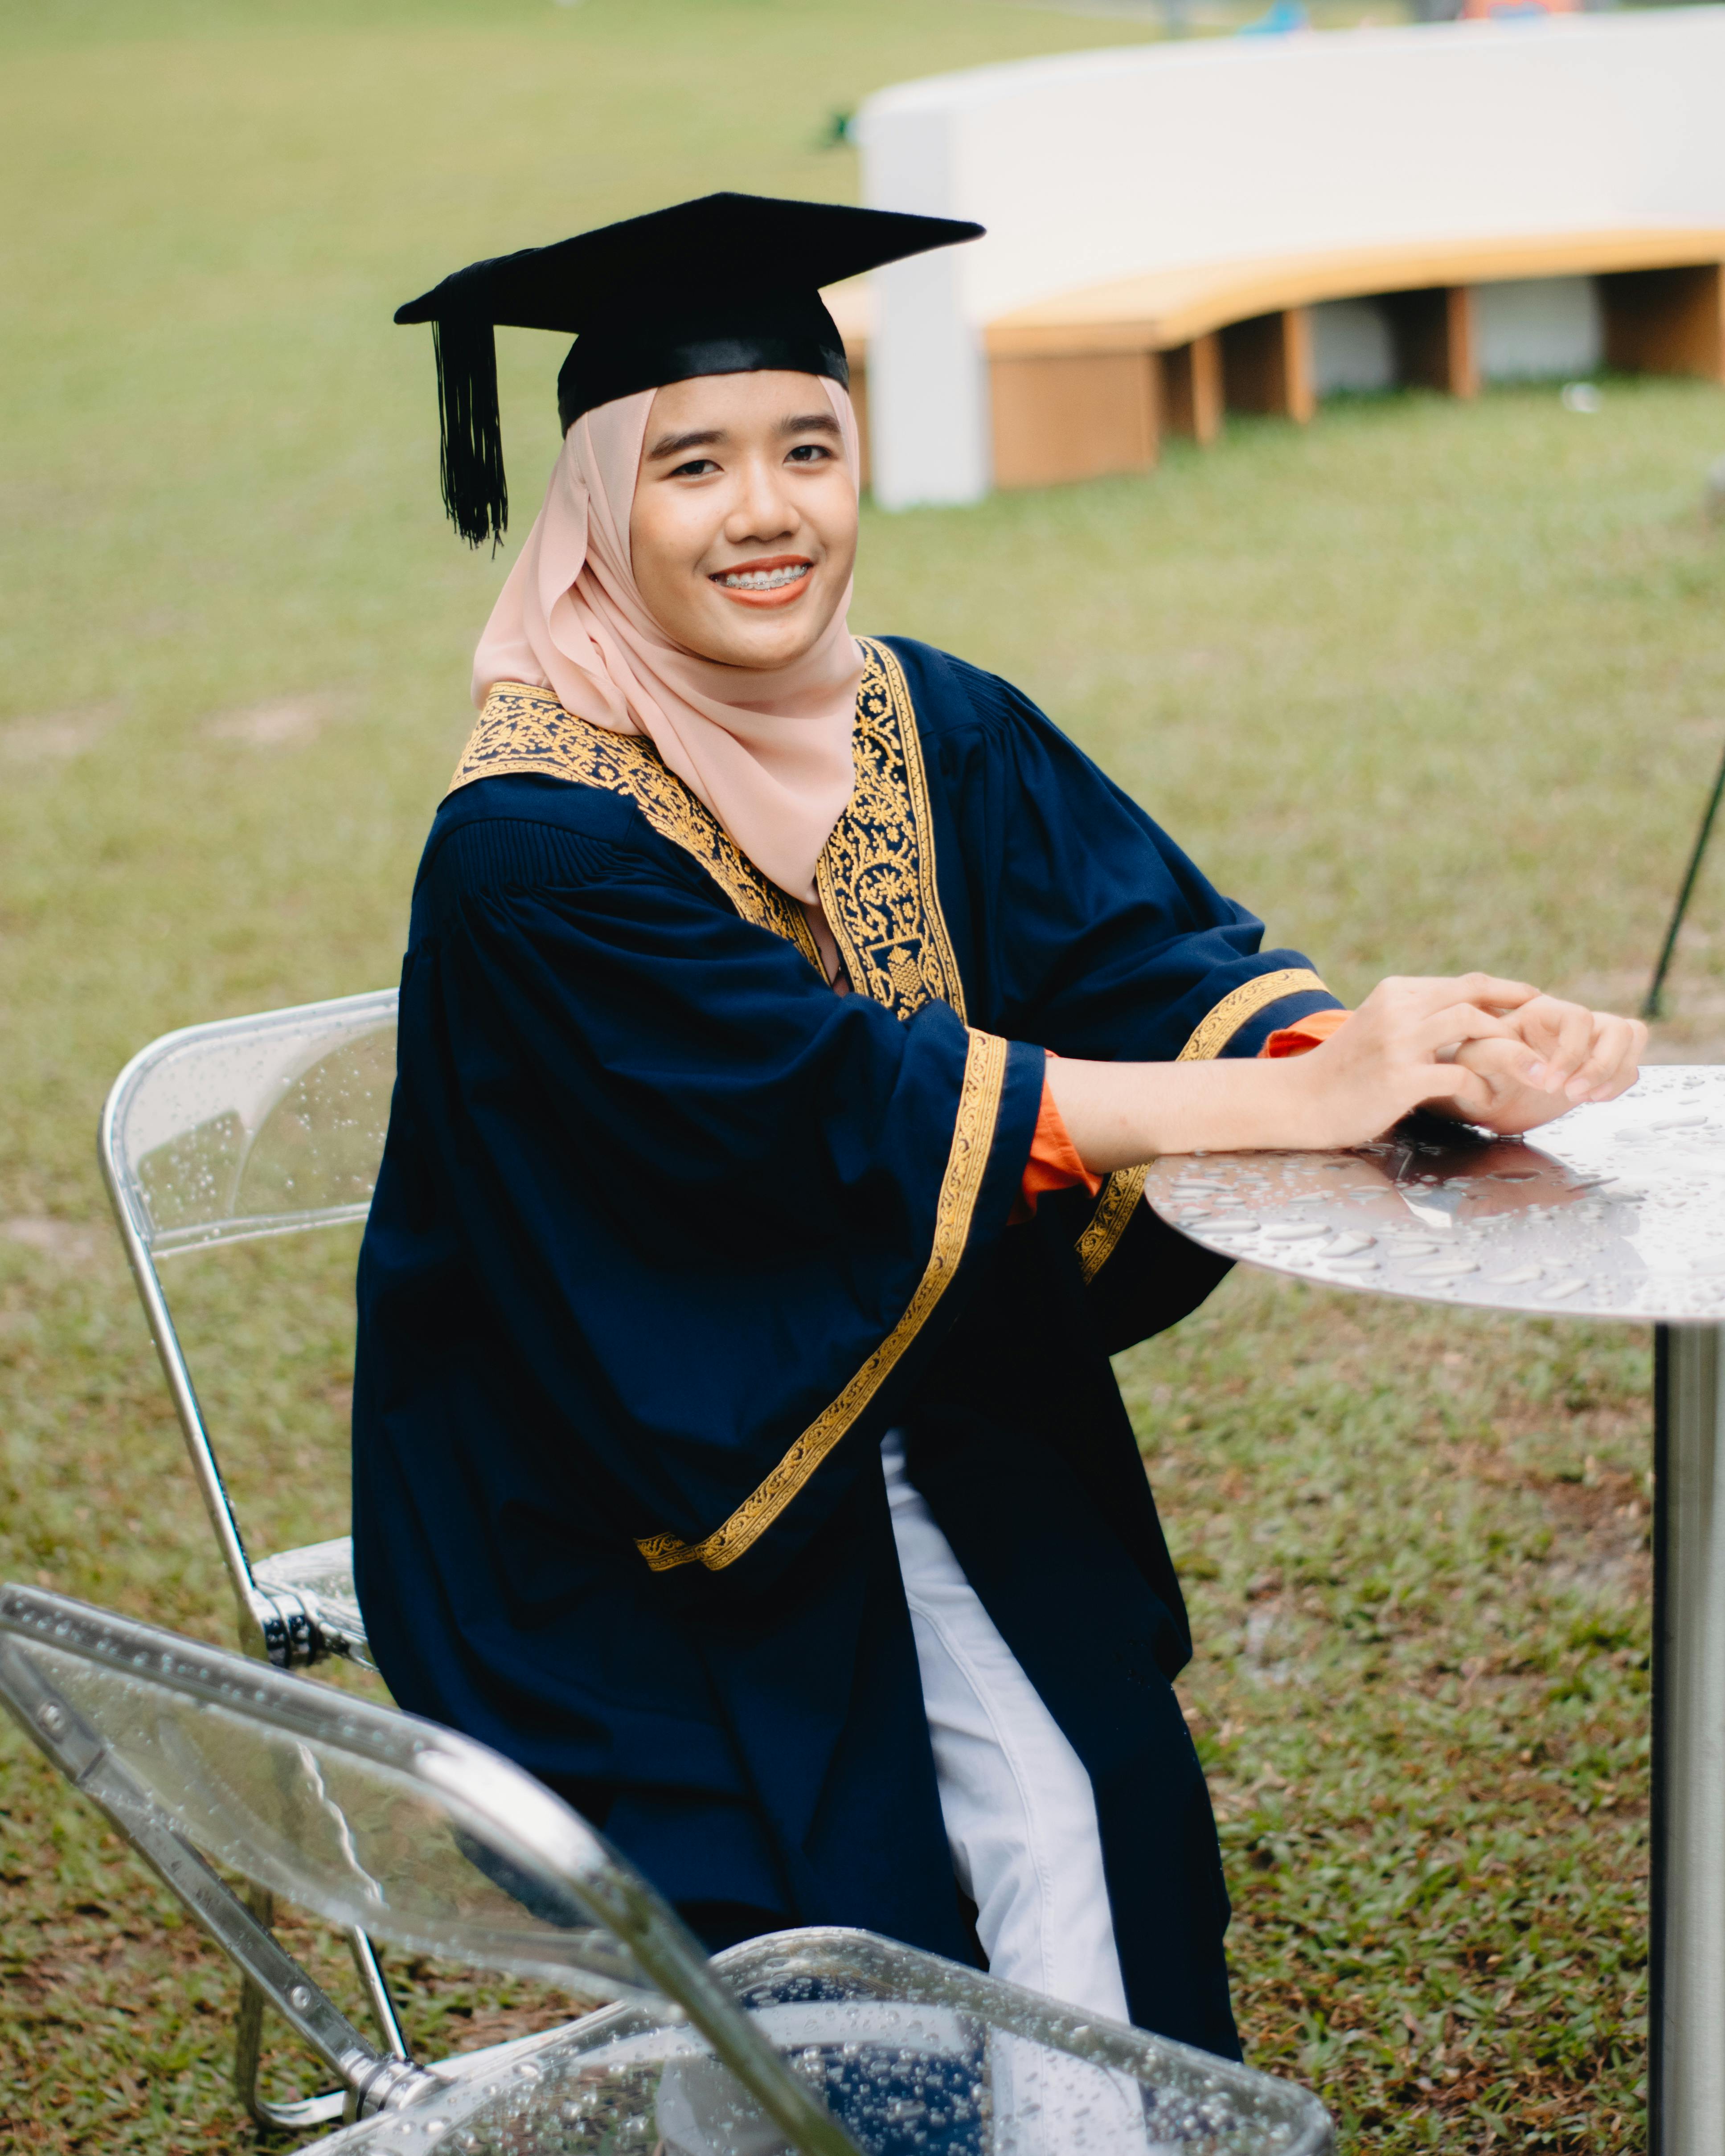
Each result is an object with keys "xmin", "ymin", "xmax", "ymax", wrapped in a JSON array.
[
  {"xmin": 98, "ymin": 986, "xmax": 402, "ymax": 2121},
  {"xmin": 98, "ymin": 986, "xmax": 397, "ymax": 1673},
  {"xmin": 0, "ymin": 1582, "xmax": 1334, "ymax": 2156}
]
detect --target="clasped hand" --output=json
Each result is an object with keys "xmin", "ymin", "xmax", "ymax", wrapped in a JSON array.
[{"xmin": 1286, "ymin": 976, "xmax": 1647, "ymax": 1148}]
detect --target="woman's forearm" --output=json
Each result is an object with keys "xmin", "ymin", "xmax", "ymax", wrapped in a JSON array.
[
  {"xmin": 1038, "ymin": 972, "xmax": 1647, "ymax": 1168},
  {"xmin": 1039, "ymin": 978, "xmax": 1647, "ymax": 1173},
  {"xmin": 1044, "ymin": 1053, "xmax": 1320, "ymax": 1170}
]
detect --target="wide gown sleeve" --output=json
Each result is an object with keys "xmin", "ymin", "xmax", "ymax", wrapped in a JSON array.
[
  {"xmin": 888, "ymin": 642, "xmax": 1344, "ymax": 1348},
  {"xmin": 365, "ymin": 787, "xmax": 1043, "ymax": 1601},
  {"xmin": 901, "ymin": 643, "xmax": 1344, "ymax": 1064}
]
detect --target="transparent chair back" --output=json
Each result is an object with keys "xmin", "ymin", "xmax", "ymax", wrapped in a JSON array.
[
  {"xmin": 0, "ymin": 1582, "xmax": 858, "ymax": 2152},
  {"xmin": 0, "ymin": 1583, "xmax": 1333, "ymax": 2156},
  {"xmin": 98, "ymin": 988, "xmax": 398, "ymax": 1666}
]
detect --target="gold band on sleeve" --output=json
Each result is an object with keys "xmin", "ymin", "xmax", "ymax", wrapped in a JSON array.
[
  {"xmin": 1170, "ymin": 967, "xmax": 1330, "ymax": 1068},
  {"xmin": 1074, "ymin": 966, "xmax": 1331, "ymax": 1285},
  {"xmin": 635, "ymin": 1027, "xmax": 1009, "ymax": 1574},
  {"xmin": 1074, "ymin": 1163, "xmax": 1153, "ymax": 1286}
]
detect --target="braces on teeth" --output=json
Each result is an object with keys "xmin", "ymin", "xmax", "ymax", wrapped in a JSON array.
[{"xmin": 718, "ymin": 565, "xmax": 810, "ymax": 590}]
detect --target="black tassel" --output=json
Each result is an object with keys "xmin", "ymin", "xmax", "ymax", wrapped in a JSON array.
[{"xmin": 433, "ymin": 315, "xmax": 508, "ymax": 549}]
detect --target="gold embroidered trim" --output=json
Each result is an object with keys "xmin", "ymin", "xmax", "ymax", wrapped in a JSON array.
[
  {"xmin": 817, "ymin": 639, "xmax": 966, "ymax": 1024},
  {"xmin": 1074, "ymin": 966, "xmax": 1331, "ymax": 1285},
  {"xmin": 636, "ymin": 1027, "xmax": 1009, "ymax": 1573},
  {"xmin": 1174, "ymin": 967, "xmax": 1328, "ymax": 1067},
  {"xmin": 448, "ymin": 681, "xmax": 824, "ymax": 972},
  {"xmin": 1075, "ymin": 1164, "xmax": 1151, "ymax": 1287}
]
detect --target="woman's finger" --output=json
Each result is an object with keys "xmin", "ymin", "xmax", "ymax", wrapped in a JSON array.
[
  {"xmin": 1410, "ymin": 1003, "xmax": 1536, "ymax": 1063},
  {"xmin": 1451, "ymin": 972, "xmax": 1541, "ymax": 1014},
  {"xmin": 1369, "ymin": 974, "xmax": 1539, "ymax": 1020},
  {"xmin": 1505, "ymin": 1003, "xmax": 1549, "ymax": 1066},
  {"xmin": 1536, "ymin": 1000, "xmax": 1595, "ymax": 1092},
  {"xmin": 1450, "ymin": 1036, "xmax": 1533, "ymax": 1088},
  {"xmin": 1412, "ymin": 1061, "xmax": 1495, "ymax": 1115},
  {"xmin": 1560, "ymin": 1017, "xmax": 1618, "ymax": 1102},
  {"xmin": 1572, "ymin": 1015, "xmax": 1647, "ymax": 1103},
  {"xmin": 1582, "ymin": 1065, "xmax": 1640, "ymax": 1107}
]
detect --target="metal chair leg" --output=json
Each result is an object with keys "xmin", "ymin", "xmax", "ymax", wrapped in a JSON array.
[
  {"xmin": 347, "ymin": 1926, "xmax": 410, "ymax": 2059},
  {"xmin": 233, "ymin": 1886, "xmax": 410, "ymax": 2130}
]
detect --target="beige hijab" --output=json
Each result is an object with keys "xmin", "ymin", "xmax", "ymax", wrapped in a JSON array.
[{"xmin": 472, "ymin": 378, "xmax": 864, "ymax": 904}]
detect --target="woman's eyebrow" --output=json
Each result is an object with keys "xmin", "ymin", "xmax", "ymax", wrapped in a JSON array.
[
  {"xmin": 779, "ymin": 412, "xmax": 842, "ymax": 437},
  {"xmin": 646, "ymin": 426, "xmax": 726, "ymax": 460}
]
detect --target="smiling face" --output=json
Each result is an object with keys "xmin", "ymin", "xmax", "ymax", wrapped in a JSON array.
[{"xmin": 627, "ymin": 371, "xmax": 859, "ymax": 670}]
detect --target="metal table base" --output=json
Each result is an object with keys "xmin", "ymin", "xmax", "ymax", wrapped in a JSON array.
[
  {"xmin": 1654, "ymin": 1326, "xmax": 1725, "ymax": 2156},
  {"xmin": 1143, "ymin": 1069, "xmax": 1725, "ymax": 2156}
]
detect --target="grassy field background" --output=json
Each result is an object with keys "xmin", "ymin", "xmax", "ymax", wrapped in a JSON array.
[{"xmin": 4, "ymin": 1, "xmax": 1725, "ymax": 2150}]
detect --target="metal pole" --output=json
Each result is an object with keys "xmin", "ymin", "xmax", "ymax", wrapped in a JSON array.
[
  {"xmin": 1643, "ymin": 738, "xmax": 1725, "ymax": 1020},
  {"xmin": 1651, "ymin": 1324, "xmax": 1725, "ymax": 2156}
]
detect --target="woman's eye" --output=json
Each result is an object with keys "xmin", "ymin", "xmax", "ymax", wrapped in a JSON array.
[
  {"xmin": 672, "ymin": 458, "xmax": 719, "ymax": 479},
  {"xmin": 786, "ymin": 443, "xmax": 831, "ymax": 464}
]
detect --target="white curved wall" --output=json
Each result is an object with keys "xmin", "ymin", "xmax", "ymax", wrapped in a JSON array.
[{"xmin": 856, "ymin": 9, "xmax": 1725, "ymax": 505}]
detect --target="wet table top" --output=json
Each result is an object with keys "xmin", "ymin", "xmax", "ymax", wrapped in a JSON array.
[{"xmin": 1143, "ymin": 1065, "xmax": 1725, "ymax": 1326}]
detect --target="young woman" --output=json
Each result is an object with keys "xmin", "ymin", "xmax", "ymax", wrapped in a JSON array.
[{"xmin": 354, "ymin": 195, "xmax": 1644, "ymax": 2064}]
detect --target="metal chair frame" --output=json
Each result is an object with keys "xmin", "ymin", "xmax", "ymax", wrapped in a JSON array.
[
  {"xmin": 98, "ymin": 987, "xmax": 402, "ymax": 2123},
  {"xmin": 0, "ymin": 1581, "xmax": 1333, "ymax": 2156}
]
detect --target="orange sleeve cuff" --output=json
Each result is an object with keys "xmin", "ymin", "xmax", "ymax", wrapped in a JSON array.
[
  {"xmin": 1012, "ymin": 1071, "xmax": 1105, "ymax": 1223},
  {"xmin": 1009, "ymin": 1018, "xmax": 1347, "ymax": 1227},
  {"xmin": 1261, "ymin": 1008, "xmax": 1349, "ymax": 1058}
]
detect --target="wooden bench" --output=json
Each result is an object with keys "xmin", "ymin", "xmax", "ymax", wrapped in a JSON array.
[{"xmin": 829, "ymin": 227, "xmax": 1725, "ymax": 493}]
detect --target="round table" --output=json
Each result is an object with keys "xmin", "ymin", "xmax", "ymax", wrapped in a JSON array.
[{"xmin": 1143, "ymin": 1065, "xmax": 1725, "ymax": 2156}]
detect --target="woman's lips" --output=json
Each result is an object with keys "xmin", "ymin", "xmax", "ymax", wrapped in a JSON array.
[{"xmin": 710, "ymin": 556, "xmax": 814, "ymax": 609}]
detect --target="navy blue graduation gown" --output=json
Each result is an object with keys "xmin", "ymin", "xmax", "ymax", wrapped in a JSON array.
[{"xmin": 352, "ymin": 636, "xmax": 1340, "ymax": 2058}]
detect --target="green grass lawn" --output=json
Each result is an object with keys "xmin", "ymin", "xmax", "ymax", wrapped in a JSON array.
[{"xmin": 5, "ymin": 2, "xmax": 1725, "ymax": 2150}]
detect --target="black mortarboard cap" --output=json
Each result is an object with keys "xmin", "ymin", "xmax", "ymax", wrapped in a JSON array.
[{"xmin": 394, "ymin": 192, "xmax": 983, "ymax": 548}]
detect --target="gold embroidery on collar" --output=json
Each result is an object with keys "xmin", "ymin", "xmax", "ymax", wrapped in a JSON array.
[
  {"xmin": 447, "ymin": 681, "xmax": 824, "ymax": 973},
  {"xmin": 1075, "ymin": 966, "xmax": 1332, "ymax": 1285},
  {"xmin": 817, "ymin": 639, "xmax": 966, "ymax": 1024},
  {"xmin": 636, "ymin": 1027, "xmax": 1008, "ymax": 1573}
]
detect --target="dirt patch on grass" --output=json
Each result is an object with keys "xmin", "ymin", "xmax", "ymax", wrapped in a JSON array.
[
  {"xmin": 202, "ymin": 692, "xmax": 349, "ymax": 748},
  {"xmin": 0, "ymin": 703, "xmax": 124, "ymax": 763},
  {"xmin": 2, "ymin": 1216, "xmax": 105, "ymax": 1266}
]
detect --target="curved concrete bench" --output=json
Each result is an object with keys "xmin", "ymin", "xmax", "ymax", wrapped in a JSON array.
[{"xmin": 842, "ymin": 11, "xmax": 1725, "ymax": 504}]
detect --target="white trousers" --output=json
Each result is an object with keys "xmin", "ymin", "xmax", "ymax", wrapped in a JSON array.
[
  {"xmin": 659, "ymin": 1440, "xmax": 1150, "ymax": 2156},
  {"xmin": 880, "ymin": 1431, "xmax": 1128, "ymax": 2021},
  {"xmin": 882, "ymin": 1432, "xmax": 1148, "ymax": 2156}
]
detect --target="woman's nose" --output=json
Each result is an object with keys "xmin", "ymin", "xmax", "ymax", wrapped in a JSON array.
[{"xmin": 725, "ymin": 459, "xmax": 797, "ymax": 544}]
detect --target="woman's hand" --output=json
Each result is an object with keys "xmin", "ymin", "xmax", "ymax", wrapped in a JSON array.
[
  {"xmin": 1275, "ymin": 974, "xmax": 1549, "ymax": 1147},
  {"xmin": 1434, "ymin": 995, "xmax": 1647, "ymax": 1136}
]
